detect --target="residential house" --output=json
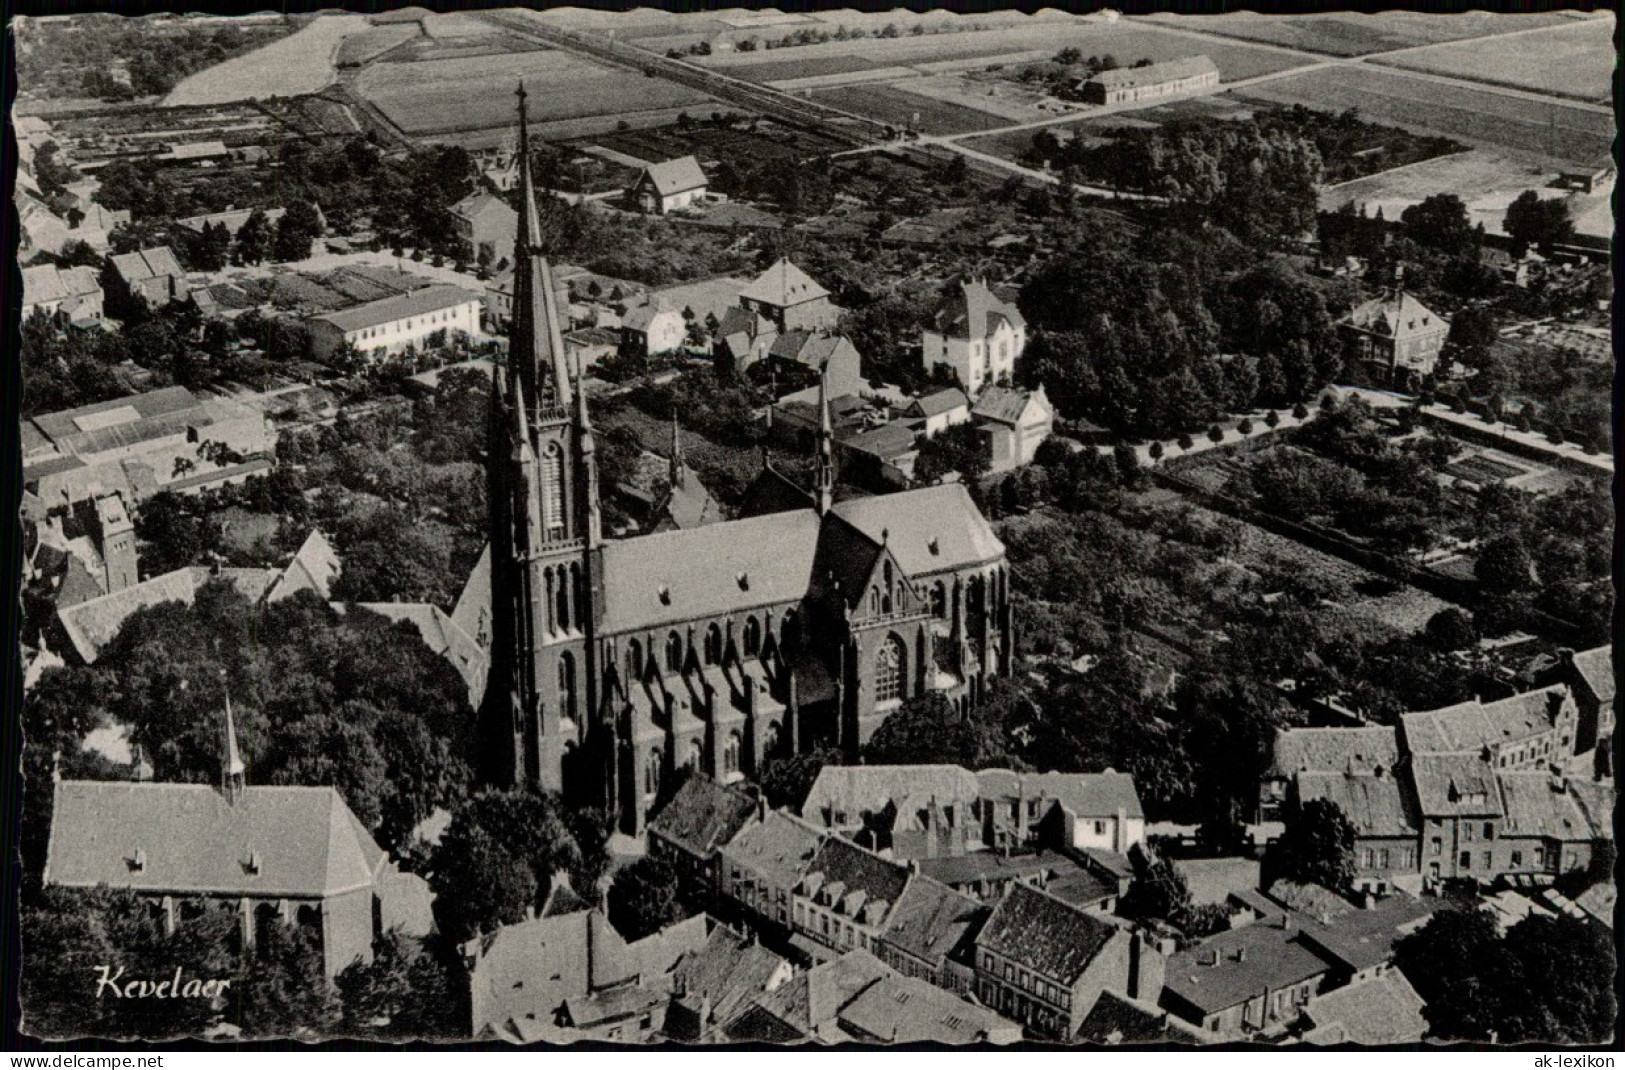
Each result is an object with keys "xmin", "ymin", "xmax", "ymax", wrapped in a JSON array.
[
  {"xmin": 717, "ymin": 810, "xmax": 823, "ymax": 934},
  {"xmin": 621, "ymin": 298, "xmax": 688, "ymax": 357},
  {"xmin": 1076, "ymin": 990, "xmax": 1210, "ymax": 1046},
  {"xmin": 1292, "ymin": 768, "xmax": 1419, "ymax": 895},
  {"xmin": 800, "ymin": 764, "xmax": 1145, "ymax": 859},
  {"xmin": 631, "ymin": 156, "xmax": 709, "ymax": 215},
  {"xmin": 762, "ymin": 331, "xmax": 864, "ymax": 400},
  {"xmin": 1410, "ymin": 753, "xmax": 1506, "ymax": 886},
  {"xmin": 307, "ymin": 284, "xmax": 483, "ymax": 361},
  {"xmin": 1493, "ymin": 772, "xmax": 1612, "ymax": 881},
  {"xmin": 44, "ymin": 707, "xmax": 432, "ymax": 979},
  {"xmin": 978, "ymin": 769, "xmax": 1146, "ymax": 855},
  {"xmin": 1541, "ymin": 646, "xmax": 1615, "ymax": 775},
  {"xmin": 1259, "ymin": 726, "xmax": 1400, "ymax": 822},
  {"xmin": 22, "ymin": 263, "xmax": 104, "ymax": 324},
  {"xmin": 921, "ymin": 278, "xmax": 1027, "ymax": 397},
  {"xmin": 793, "ymin": 836, "xmax": 912, "ymax": 959},
  {"xmin": 835, "ymin": 972, "xmax": 1023, "ymax": 1045},
  {"xmin": 1340, "ymin": 288, "xmax": 1450, "ymax": 387},
  {"xmin": 647, "ymin": 774, "xmax": 760, "ymax": 908},
  {"xmin": 109, "ymin": 246, "xmax": 186, "ymax": 306},
  {"xmin": 1401, "ymin": 687, "xmax": 1579, "ymax": 773},
  {"xmin": 660, "ymin": 923, "xmax": 793, "ymax": 1042},
  {"xmin": 1079, "ymin": 55, "xmax": 1220, "ymax": 105},
  {"xmin": 902, "ymin": 388, "xmax": 971, "ymax": 439},
  {"xmin": 736, "ymin": 258, "xmax": 839, "ymax": 333},
  {"xmin": 1297, "ymin": 970, "xmax": 1429, "ymax": 1045},
  {"xmin": 463, "ymin": 904, "xmax": 709, "ymax": 1043},
  {"xmin": 972, "ymin": 883, "xmax": 1137, "ymax": 1038},
  {"xmin": 971, "ymin": 385, "xmax": 1054, "ymax": 472},
  {"xmin": 873, "ymin": 874, "xmax": 988, "ymax": 995},
  {"xmin": 723, "ymin": 948, "xmax": 1020, "ymax": 1045},
  {"xmin": 1160, "ymin": 917, "xmax": 1337, "ymax": 1038},
  {"xmin": 451, "ymin": 191, "xmax": 519, "ymax": 264}
]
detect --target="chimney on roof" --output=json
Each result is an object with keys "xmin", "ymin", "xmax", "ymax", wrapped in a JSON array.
[{"xmin": 1234, "ymin": 947, "xmax": 1246, "ymax": 963}]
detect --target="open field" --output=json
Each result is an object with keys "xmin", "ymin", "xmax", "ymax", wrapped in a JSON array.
[
  {"xmin": 378, "ymin": 32, "xmax": 546, "ymax": 63},
  {"xmin": 355, "ymin": 50, "xmax": 712, "ymax": 137},
  {"xmin": 163, "ymin": 14, "xmax": 371, "ymax": 105},
  {"xmin": 1319, "ymin": 148, "xmax": 1607, "ymax": 240},
  {"xmin": 1147, "ymin": 11, "xmax": 1579, "ymax": 57},
  {"xmin": 335, "ymin": 24, "xmax": 420, "ymax": 66},
  {"xmin": 704, "ymin": 22, "xmax": 1312, "ymax": 85},
  {"xmin": 1237, "ymin": 66, "xmax": 1612, "ymax": 167},
  {"xmin": 1377, "ymin": 17, "xmax": 1616, "ymax": 104},
  {"xmin": 811, "ymin": 83, "xmax": 1012, "ymax": 135}
]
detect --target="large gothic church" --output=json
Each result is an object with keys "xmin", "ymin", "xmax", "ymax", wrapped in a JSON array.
[{"xmin": 480, "ymin": 88, "xmax": 1013, "ymax": 834}]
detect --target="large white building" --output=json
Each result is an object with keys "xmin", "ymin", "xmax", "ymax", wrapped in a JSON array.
[
  {"xmin": 307, "ymin": 284, "xmax": 483, "ymax": 361},
  {"xmin": 921, "ymin": 279, "xmax": 1027, "ymax": 398},
  {"xmin": 1080, "ymin": 56, "xmax": 1220, "ymax": 106}
]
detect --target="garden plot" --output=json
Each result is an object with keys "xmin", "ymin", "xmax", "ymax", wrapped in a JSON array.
[{"xmin": 810, "ymin": 83, "xmax": 1014, "ymax": 135}]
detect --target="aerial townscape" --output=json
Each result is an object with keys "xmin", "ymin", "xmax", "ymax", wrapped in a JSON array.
[{"xmin": 12, "ymin": 6, "xmax": 1616, "ymax": 1049}]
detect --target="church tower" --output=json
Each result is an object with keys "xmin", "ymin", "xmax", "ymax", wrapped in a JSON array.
[{"xmin": 482, "ymin": 83, "xmax": 602, "ymax": 798}]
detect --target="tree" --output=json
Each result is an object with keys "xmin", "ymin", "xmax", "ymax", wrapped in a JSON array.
[
  {"xmin": 758, "ymin": 748, "xmax": 839, "ymax": 811},
  {"xmin": 1503, "ymin": 190, "xmax": 1574, "ymax": 254},
  {"xmin": 336, "ymin": 932, "xmax": 464, "ymax": 1039},
  {"xmin": 272, "ymin": 201, "xmax": 323, "ymax": 263},
  {"xmin": 1474, "ymin": 532, "xmax": 1533, "ymax": 595},
  {"xmin": 1120, "ymin": 843, "xmax": 1192, "ymax": 924},
  {"xmin": 428, "ymin": 788, "xmax": 584, "ymax": 945},
  {"xmin": 606, "ymin": 856, "xmax": 691, "ymax": 941},
  {"xmin": 234, "ymin": 209, "xmax": 275, "ymax": 266},
  {"xmin": 1207, "ymin": 424, "xmax": 1224, "ymax": 444},
  {"xmin": 1263, "ymin": 797, "xmax": 1356, "ymax": 891},
  {"xmin": 1401, "ymin": 193, "xmax": 1475, "ymax": 257},
  {"xmin": 235, "ymin": 920, "xmax": 340, "ymax": 1038},
  {"xmin": 1397, "ymin": 909, "xmax": 1615, "ymax": 1043},
  {"xmin": 1423, "ymin": 607, "xmax": 1478, "ymax": 652}
]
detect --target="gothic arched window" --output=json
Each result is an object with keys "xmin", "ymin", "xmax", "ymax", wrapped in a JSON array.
[
  {"xmin": 743, "ymin": 616, "xmax": 762, "ymax": 657},
  {"xmin": 875, "ymin": 634, "xmax": 906, "ymax": 704},
  {"xmin": 686, "ymin": 738, "xmax": 703, "ymax": 771},
  {"xmin": 724, "ymin": 732, "xmax": 741, "ymax": 776},
  {"xmin": 869, "ymin": 588, "xmax": 880, "ymax": 616},
  {"xmin": 556, "ymin": 567, "xmax": 570, "ymax": 632},
  {"xmin": 931, "ymin": 581, "xmax": 947, "ymax": 618},
  {"xmin": 558, "ymin": 652, "xmax": 577, "ymax": 721},
  {"xmin": 705, "ymin": 623, "xmax": 722, "ymax": 665},
  {"xmin": 644, "ymin": 749, "xmax": 661, "ymax": 797},
  {"xmin": 666, "ymin": 631, "xmax": 684, "ymax": 672},
  {"xmin": 626, "ymin": 638, "xmax": 644, "ymax": 682},
  {"xmin": 882, "ymin": 561, "xmax": 894, "ymax": 613},
  {"xmin": 542, "ymin": 441, "xmax": 566, "ymax": 539}
]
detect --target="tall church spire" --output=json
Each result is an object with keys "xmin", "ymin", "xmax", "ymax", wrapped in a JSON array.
[
  {"xmin": 670, "ymin": 415, "xmax": 685, "ymax": 489},
  {"xmin": 512, "ymin": 81, "xmax": 574, "ymax": 410},
  {"xmin": 221, "ymin": 691, "xmax": 245, "ymax": 804},
  {"xmin": 812, "ymin": 365, "xmax": 834, "ymax": 515}
]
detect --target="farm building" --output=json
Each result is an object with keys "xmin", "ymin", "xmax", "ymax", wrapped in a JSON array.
[
  {"xmin": 1339, "ymin": 288, "xmax": 1449, "ymax": 387},
  {"xmin": 630, "ymin": 155, "xmax": 710, "ymax": 214},
  {"xmin": 22, "ymin": 264, "xmax": 104, "ymax": 324},
  {"xmin": 1559, "ymin": 154, "xmax": 1615, "ymax": 194},
  {"xmin": 1079, "ymin": 56, "xmax": 1219, "ymax": 106},
  {"xmin": 307, "ymin": 284, "xmax": 484, "ymax": 362},
  {"xmin": 451, "ymin": 191, "xmax": 519, "ymax": 264}
]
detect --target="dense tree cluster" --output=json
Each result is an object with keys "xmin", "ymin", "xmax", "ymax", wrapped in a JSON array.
[
  {"xmin": 607, "ymin": 856, "xmax": 692, "ymax": 941},
  {"xmin": 1396, "ymin": 908, "xmax": 1616, "ymax": 1043},
  {"xmin": 1018, "ymin": 220, "xmax": 1355, "ymax": 440},
  {"xmin": 16, "ymin": 14, "xmax": 291, "ymax": 100},
  {"xmin": 1502, "ymin": 190, "xmax": 1575, "ymax": 256}
]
